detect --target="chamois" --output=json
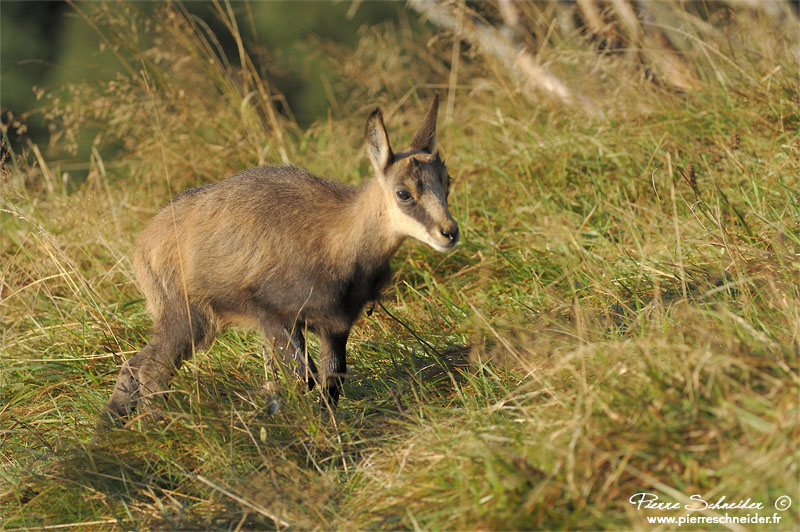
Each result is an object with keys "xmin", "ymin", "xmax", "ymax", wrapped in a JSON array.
[{"xmin": 103, "ymin": 95, "xmax": 459, "ymax": 423}]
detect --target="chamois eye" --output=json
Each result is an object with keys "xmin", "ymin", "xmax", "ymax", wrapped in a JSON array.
[{"xmin": 396, "ymin": 189, "xmax": 412, "ymax": 202}]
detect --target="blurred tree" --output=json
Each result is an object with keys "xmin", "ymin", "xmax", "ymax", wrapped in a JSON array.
[
  {"xmin": 1, "ymin": 1, "xmax": 69, "ymax": 149},
  {"xmin": 1, "ymin": 0, "xmax": 405, "ymax": 156}
]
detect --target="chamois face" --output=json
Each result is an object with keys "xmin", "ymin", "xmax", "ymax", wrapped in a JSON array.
[
  {"xmin": 365, "ymin": 95, "xmax": 460, "ymax": 253},
  {"xmin": 383, "ymin": 152, "xmax": 458, "ymax": 252}
]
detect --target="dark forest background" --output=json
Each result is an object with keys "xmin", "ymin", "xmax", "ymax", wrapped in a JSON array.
[{"xmin": 1, "ymin": 1, "xmax": 405, "ymax": 150}]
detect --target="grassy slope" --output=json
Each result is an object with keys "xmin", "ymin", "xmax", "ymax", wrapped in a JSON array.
[{"xmin": 1, "ymin": 3, "xmax": 798, "ymax": 530}]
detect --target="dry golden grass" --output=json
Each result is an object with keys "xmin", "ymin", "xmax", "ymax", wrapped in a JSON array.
[{"xmin": 1, "ymin": 2, "xmax": 798, "ymax": 530}]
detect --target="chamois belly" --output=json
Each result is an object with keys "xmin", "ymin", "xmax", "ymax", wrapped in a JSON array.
[
  {"xmin": 192, "ymin": 256, "xmax": 389, "ymax": 335},
  {"xmin": 245, "ymin": 261, "xmax": 392, "ymax": 333}
]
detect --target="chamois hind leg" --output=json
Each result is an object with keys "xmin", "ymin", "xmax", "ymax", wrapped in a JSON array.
[
  {"xmin": 319, "ymin": 330, "xmax": 349, "ymax": 410},
  {"xmin": 103, "ymin": 304, "xmax": 214, "ymax": 425}
]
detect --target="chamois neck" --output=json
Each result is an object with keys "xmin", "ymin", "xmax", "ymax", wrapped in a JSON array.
[{"xmin": 339, "ymin": 177, "xmax": 404, "ymax": 267}]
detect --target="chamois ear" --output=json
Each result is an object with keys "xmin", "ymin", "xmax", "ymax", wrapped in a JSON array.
[
  {"xmin": 408, "ymin": 94, "xmax": 439, "ymax": 153},
  {"xmin": 365, "ymin": 108, "xmax": 393, "ymax": 175}
]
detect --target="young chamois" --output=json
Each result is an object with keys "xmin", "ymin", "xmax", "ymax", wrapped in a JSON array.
[{"xmin": 103, "ymin": 95, "xmax": 459, "ymax": 423}]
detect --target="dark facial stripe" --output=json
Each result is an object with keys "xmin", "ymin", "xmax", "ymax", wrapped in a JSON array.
[{"xmin": 399, "ymin": 198, "xmax": 438, "ymax": 232}]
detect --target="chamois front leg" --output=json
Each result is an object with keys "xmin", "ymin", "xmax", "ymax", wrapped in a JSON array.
[
  {"xmin": 319, "ymin": 330, "xmax": 349, "ymax": 410},
  {"xmin": 260, "ymin": 316, "xmax": 319, "ymax": 390},
  {"xmin": 279, "ymin": 325, "xmax": 319, "ymax": 390}
]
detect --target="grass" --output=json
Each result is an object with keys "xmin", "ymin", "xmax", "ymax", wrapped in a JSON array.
[{"xmin": 1, "ymin": 2, "xmax": 798, "ymax": 530}]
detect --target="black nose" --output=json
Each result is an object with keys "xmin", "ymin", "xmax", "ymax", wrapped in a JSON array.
[{"xmin": 440, "ymin": 225, "xmax": 460, "ymax": 243}]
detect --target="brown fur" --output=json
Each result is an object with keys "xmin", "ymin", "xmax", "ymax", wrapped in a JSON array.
[{"xmin": 103, "ymin": 97, "xmax": 458, "ymax": 424}]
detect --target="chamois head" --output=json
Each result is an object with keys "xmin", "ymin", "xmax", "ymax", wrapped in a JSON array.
[{"xmin": 365, "ymin": 95, "xmax": 459, "ymax": 253}]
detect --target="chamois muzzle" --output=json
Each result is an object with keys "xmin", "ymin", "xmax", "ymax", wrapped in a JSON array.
[{"xmin": 439, "ymin": 219, "xmax": 460, "ymax": 248}]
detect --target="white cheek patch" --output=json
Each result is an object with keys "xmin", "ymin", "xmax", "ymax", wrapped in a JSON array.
[{"xmin": 388, "ymin": 201, "xmax": 448, "ymax": 251}]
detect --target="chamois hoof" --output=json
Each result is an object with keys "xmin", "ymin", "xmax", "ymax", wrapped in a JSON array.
[
  {"xmin": 97, "ymin": 392, "xmax": 138, "ymax": 431},
  {"xmin": 98, "ymin": 403, "xmax": 168, "ymax": 432},
  {"xmin": 96, "ymin": 408, "xmax": 127, "ymax": 432}
]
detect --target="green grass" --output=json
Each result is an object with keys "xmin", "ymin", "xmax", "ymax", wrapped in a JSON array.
[{"xmin": 1, "ymin": 3, "xmax": 798, "ymax": 530}]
